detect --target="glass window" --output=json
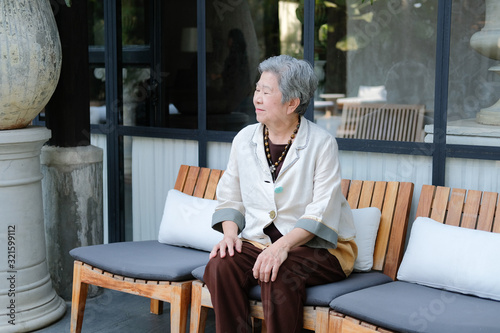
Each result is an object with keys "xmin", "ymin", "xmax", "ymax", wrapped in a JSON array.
[
  {"xmin": 122, "ymin": 0, "xmax": 150, "ymax": 46},
  {"xmin": 163, "ymin": 2, "xmax": 199, "ymax": 129},
  {"xmin": 88, "ymin": 0, "xmax": 105, "ymax": 46},
  {"xmin": 315, "ymin": 0, "xmax": 437, "ymax": 142},
  {"xmin": 88, "ymin": 0, "xmax": 149, "ymax": 46},
  {"xmin": 205, "ymin": 0, "xmax": 304, "ymax": 131},
  {"xmin": 123, "ymin": 66, "xmax": 152, "ymax": 126},
  {"xmin": 442, "ymin": 0, "xmax": 500, "ymax": 147},
  {"xmin": 89, "ymin": 66, "xmax": 152, "ymax": 126},
  {"xmin": 90, "ymin": 65, "xmax": 107, "ymax": 124},
  {"xmin": 88, "ymin": 1, "xmax": 153, "ymax": 127},
  {"xmin": 111, "ymin": 0, "xmax": 304, "ymax": 131},
  {"xmin": 88, "ymin": 1, "xmax": 106, "ymax": 124},
  {"xmin": 162, "ymin": 0, "xmax": 305, "ymax": 131}
]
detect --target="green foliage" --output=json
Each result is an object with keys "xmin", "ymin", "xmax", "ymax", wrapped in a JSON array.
[{"xmin": 65, "ymin": 0, "xmax": 71, "ymax": 6}]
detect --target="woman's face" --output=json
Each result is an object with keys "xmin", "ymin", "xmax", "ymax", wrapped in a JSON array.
[{"xmin": 253, "ymin": 71, "xmax": 293, "ymax": 127}]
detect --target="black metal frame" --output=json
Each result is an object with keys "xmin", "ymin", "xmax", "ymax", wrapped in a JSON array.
[
  {"xmin": 103, "ymin": 0, "xmax": 124, "ymax": 242},
  {"xmin": 85, "ymin": 0, "xmax": 500, "ymax": 242}
]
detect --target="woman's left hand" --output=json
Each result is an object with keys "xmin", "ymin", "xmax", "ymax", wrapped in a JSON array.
[
  {"xmin": 252, "ymin": 243, "xmax": 289, "ymax": 283},
  {"xmin": 252, "ymin": 228, "xmax": 315, "ymax": 283}
]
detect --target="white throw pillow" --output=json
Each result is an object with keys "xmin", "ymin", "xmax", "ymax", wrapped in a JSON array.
[
  {"xmin": 397, "ymin": 217, "xmax": 500, "ymax": 301},
  {"xmin": 158, "ymin": 189, "xmax": 222, "ymax": 252},
  {"xmin": 352, "ymin": 207, "xmax": 382, "ymax": 272}
]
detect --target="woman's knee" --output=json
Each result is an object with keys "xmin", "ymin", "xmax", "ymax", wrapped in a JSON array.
[{"xmin": 205, "ymin": 253, "xmax": 240, "ymax": 281}]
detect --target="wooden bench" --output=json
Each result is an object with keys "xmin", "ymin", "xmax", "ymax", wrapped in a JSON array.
[
  {"xmin": 337, "ymin": 103, "xmax": 425, "ymax": 142},
  {"xmin": 328, "ymin": 185, "xmax": 500, "ymax": 333},
  {"xmin": 69, "ymin": 165, "xmax": 223, "ymax": 333},
  {"xmin": 189, "ymin": 178, "xmax": 414, "ymax": 333}
]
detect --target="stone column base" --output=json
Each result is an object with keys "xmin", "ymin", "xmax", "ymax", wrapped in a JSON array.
[
  {"xmin": 41, "ymin": 145, "xmax": 104, "ymax": 301},
  {"xmin": 0, "ymin": 127, "xmax": 65, "ymax": 332}
]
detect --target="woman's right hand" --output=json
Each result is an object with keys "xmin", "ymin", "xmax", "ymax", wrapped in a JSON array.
[{"xmin": 209, "ymin": 221, "xmax": 242, "ymax": 259}]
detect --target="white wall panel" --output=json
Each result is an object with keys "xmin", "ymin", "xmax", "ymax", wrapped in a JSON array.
[
  {"xmin": 91, "ymin": 134, "xmax": 108, "ymax": 243},
  {"xmin": 207, "ymin": 141, "xmax": 231, "ymax": 170},
  {"xmin": 132, "ymin": 138, "xmax": 198, "ymax": 241},
  {"xmin": 446, "ymin": 158, "xmax": 500, "ymax": 193}
]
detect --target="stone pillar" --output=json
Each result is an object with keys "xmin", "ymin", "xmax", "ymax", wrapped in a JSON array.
[
  {"xmin": 41, "ymin": 145, "xmax": 103, "ymax": 301},
  {"xmin": 0, "ymin": 126, "xmax": 65, "ymax": 332}
]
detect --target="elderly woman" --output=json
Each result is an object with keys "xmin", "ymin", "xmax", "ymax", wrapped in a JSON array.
[{"xmin": 204, "ymin": 55, "xmax": 357, "ymax": 333}]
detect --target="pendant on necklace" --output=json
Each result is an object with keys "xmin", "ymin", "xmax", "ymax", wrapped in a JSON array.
[{"xmin": 269, "ymin": 164, "xmax": 276, "ymax": 173}]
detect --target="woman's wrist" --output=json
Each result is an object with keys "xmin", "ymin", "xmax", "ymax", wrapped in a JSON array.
[
  {"xmin": 222, "ymin": 220, "xmax": 239, "ymax": 237},
  {"xmin": 278, "ymin": 227, "xmax": 314, "ymax": 250}
]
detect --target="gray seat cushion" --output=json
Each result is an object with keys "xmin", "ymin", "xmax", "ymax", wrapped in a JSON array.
[
  {"xmin": 302, "ymin": 271, "xmax": 392, "ymax": 306},
  {"xmin": 70, "ymin": 240, "xmax": 210, "ymax": 281},
  {"xmin": 192, "ymin": 265, "xmax": 206, "ymax": 280},
  {"xmin": 192, "ymin": 265, "xmax": 391, "ymax": 306},
  {"xmin": 330, "ymin": 281, "xmax": 500, "ymax": 333}
]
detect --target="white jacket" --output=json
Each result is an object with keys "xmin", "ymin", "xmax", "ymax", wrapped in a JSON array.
[{"xmin": 212, "ymin": 118, "xmax": 355, "ymax": 249}]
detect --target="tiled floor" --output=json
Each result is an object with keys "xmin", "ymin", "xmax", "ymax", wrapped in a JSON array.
[
  {"xmin": 33, "ymin": 289, "xmax": 313, "ymax": 332},
  {"xmin": 34, "ymin": 289, "xmax": 217, "ymax": 333}
]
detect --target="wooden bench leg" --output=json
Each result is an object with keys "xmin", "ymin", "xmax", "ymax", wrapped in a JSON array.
[
  {"xmin": 70, "ymin": 262, "xmax": 89, "ymax": 333},
  {"xmin": 150, "ymin": 299, "xmax": 163, "ymax": 315},
  {"xmin": 315, "ymin": 307, "xmax": 330, "ymax": 333},
  {"xmin": 189, "ymin": 281, "xmax": 208, "ymax": 333},
  {"xmin": 170, "ymin": 281, "xmax": 191, "ymax": 333},
  {"xmin": 328, "ymin": 311, "xmax": 344, "ymax": 333}
]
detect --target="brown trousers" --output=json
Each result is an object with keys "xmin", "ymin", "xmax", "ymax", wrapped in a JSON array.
[{"xmin": 203, "ymin": 242, "xmax": 346, "ymax": 333}]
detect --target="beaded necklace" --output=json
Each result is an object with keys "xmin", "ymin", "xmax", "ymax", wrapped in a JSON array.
[{"xmin": 264, "ymin": 118, "xmax": 300, "ymax": 178}]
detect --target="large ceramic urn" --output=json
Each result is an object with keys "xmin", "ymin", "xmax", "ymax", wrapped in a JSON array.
[
  {"xmin": 0, "ymin": 0, "xmax": 62, "ymax": 129},
  {"xmin": 470, "ymin": 0, "xmax": 500, "ymax": 125}
]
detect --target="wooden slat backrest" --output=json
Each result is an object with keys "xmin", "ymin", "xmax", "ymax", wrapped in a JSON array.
[
  {"xmin": 493, "ymin": 202, "xmax": 500, "ymax": 233},
  {"xmin": 445, "ymin": 188, "xmax": 466, "ymax": 226},
  {"xmin": 193, "ymin": 168, "xmax": 211, "ymax": 198},
  {"xmin": 346, "ymin": 180, "xmax": 363, "ymax": 209},
  {"xmin": 430, "ymin": 186, "xmax": 450, "ymax": 222},
  {"xmin": 477, "ymin": 192, "xmax": 498, "ymax": 232},
  {"xmin": 184, "ymin": 167, "xmax": 202, "ymax": 196},
  {"xmin": 415, "ymin": 185, "xmax": 500, "ymax": 233},
  {"xmin": 174, "ymin": 165, "xmax": 224, "ymax": 199},
  {"xmin": 343, "ymin": 179, "xmax": 414, "ymax": 279},
  {"xmin": 358, "ymin": 181, "xmax": 375, "ymax": 208},
  {"xmin": 383, "ymin": 182, "xmax": 414, "ymax": 278},
  {"xmin": 373, "ymin": 182, "xmax": 398, "ymax": 272},
  {"xmin": 176, "ymin": 166, "xmax": 414, "ymax": 279},
  {"xmin": 205, "ymin": 169, "xmax": 223, "ymax": 200},
  {"xmin": 370, "ymin": 182, "xmax": 387, "ymax": 212},
  {"xmin": 173, "ymin": 164, "xmax": 191, "ymax": 193},
  {"xmin": 414, "ymin": 184, "xmax": 435, "ymax": 218},
  {"xmin": 461, "ymin": 190, "xmax": 482, "ymax": 229}
]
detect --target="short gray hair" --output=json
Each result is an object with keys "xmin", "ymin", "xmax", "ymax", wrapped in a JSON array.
[{"xmin": 258, "ymin": 55, "xmax": 318, "ymax": 116}]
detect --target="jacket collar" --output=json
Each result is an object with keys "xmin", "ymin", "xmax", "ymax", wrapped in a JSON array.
[{"xmin": 250, "ymin": 116, "xmax": 310, "ymax": 179}]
